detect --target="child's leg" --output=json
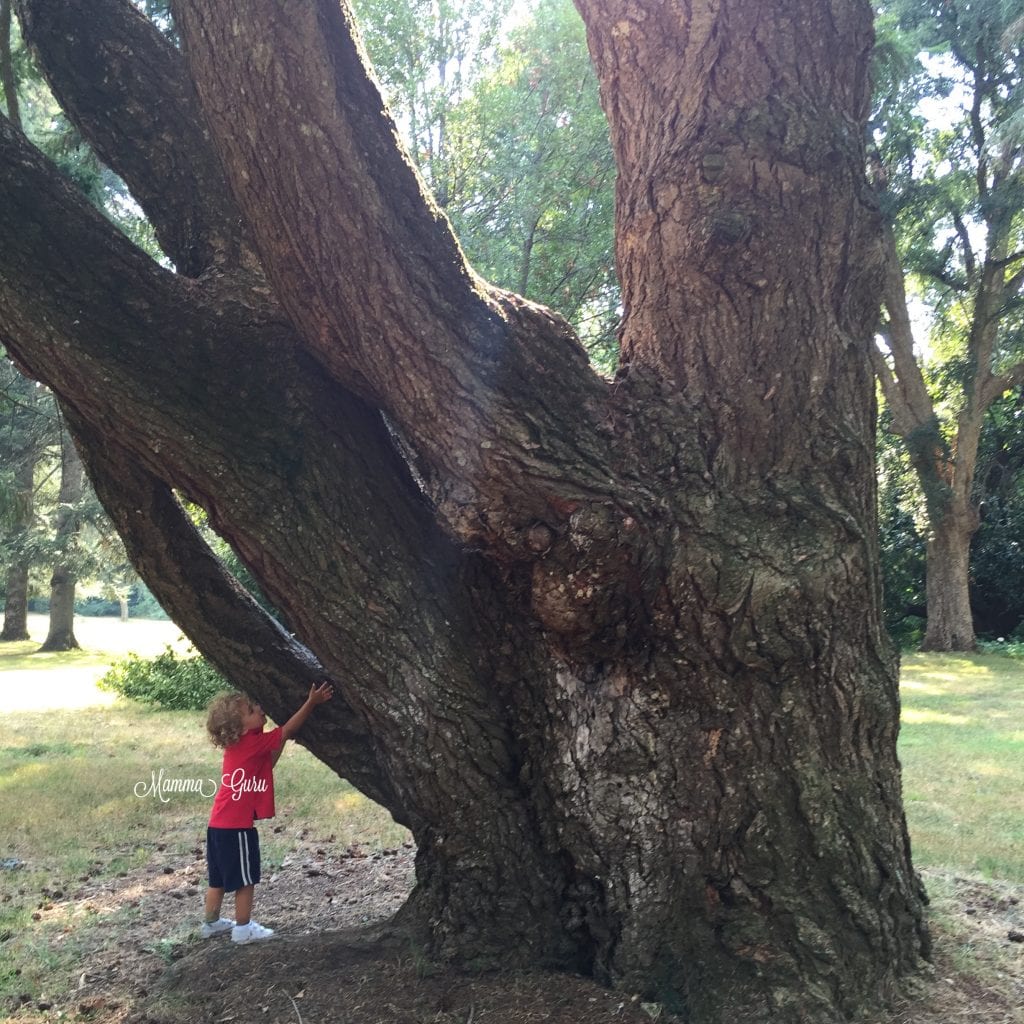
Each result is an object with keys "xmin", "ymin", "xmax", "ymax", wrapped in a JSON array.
[
  {"xmin": 234, "ymin": 884, "xmax": 255, "ymax": 926},
  {"xmin": 204, "ymin": 886, "xmax": 225, "ymax": 923}
]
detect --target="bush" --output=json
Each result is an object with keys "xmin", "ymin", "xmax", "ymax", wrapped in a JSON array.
[
  {"xmin": 976, "ymin": 638, "xmax": 1024, "ymax": 660},
  {"xmin": 76, "ymin": 596, "xmax": 122, "ymax": 617},
  {"xmin": 130, "ymin": 584, "xmax": 169, "ymax": 620},
  {"xmin": 99, "ymin": 647, "xmax": 231, "ymax": 710}
]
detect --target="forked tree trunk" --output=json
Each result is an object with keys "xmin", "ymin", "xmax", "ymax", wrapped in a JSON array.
[
  {"xmin": 38, "ymin": 434, "xmax": 84, "ymax": 652},
  {"xmin": 922, "ymin": 507, "xmax": 978, "ymax": 651},
  {"xmin": 0, "ymin": 0, "xmax": 932, "ymax": 1019}
]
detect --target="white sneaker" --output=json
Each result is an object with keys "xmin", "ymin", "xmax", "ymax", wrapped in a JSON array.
[
  {"xmin": 231, "ymin": 921, "xmax": 275, "ymax": 944},
  {"xmin": 199, "ymin": 917, "xmax": 234, "ymax": 938}
]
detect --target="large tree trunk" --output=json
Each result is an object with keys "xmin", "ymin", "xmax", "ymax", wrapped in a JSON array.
[
  {"xmin": 38, "ymin": 432, "xmax": 84, "ymax": 652},
  {"xmin": 0, "ymin": 451, "xmax": 34, "ymax": 642},
  {"xmin": 921, "ymin": 504, "xmax": 978, "ymax": 651},
  {"xmin": 1, "ymin": 0, "xmax": 930, "ymax": 1019}
]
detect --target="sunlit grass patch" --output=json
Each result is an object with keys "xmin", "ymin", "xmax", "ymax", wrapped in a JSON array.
[{"xmin": 899, "ymin": 652, "xmax": 1024, "ymax": 882}]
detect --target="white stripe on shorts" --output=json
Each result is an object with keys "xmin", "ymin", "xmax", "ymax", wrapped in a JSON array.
[{"xmin": 238, "ymin": 831, "xmax": 252, "ymax": 887}]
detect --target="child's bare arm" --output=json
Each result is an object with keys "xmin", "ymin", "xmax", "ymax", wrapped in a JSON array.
[{"xmin": 280, "ymin": 682, "xmax": 334, "ymax": 742}]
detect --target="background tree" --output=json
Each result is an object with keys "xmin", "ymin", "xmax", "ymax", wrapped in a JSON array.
[
  {"xmin": 1, "ymin": 0, "xmax": 930, "ymax": 1019},
  {"xmin": 441, "ymin": 0, "xmax": 618, "ymax": 364},
  {"xmin": 0, "ymin": 355, "xmax": 55, "ymax": 640},
  {"xmin": 871, "ymin": 0, "xmax": 1024, "ymax": 650},
  {"xmin": 1, "ymin": 5, "xmax": 162, "ymax": 643},
  {"xmin": 352, "ymin": 0, "xmax": 506, "ymax": 200},
  {"xmin": 37, "ymin": 425, "xmax": 85, "ymax": 650}
]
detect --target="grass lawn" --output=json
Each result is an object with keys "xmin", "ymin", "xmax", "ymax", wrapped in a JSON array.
[
  {"xmin": 900, "ymin": 652, "xmax": 1024, "ymax": 882},
  {"xmin": 0, "ymin": 620, "xmax": 1022, "ymax": 1020}
]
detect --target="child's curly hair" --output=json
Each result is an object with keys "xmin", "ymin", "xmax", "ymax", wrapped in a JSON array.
[{"xmin": 206, "ymin": 692, "xmax": 250, "ymax": 749}]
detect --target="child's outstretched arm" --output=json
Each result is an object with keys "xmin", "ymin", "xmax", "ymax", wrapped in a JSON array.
[
  {"xmin": 280, "ymin": 682, "xmax": 334, "ymax": 742},
  {"xmin": 270, "ymin": 682, "xmax": 333, "ymax": 766}
]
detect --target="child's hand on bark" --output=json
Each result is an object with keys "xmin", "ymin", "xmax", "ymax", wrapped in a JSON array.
[{"xmin": 308, "ymin": 681, "xmax": 334, "ymax": 705}]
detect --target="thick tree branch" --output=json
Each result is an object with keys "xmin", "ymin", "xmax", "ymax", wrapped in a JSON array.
[
  {"xmin": 869, "ymin": 337, "xmax": 907, "ymax": 431},
  {"xmin": 0, "ymin": 111, "xmax": 264, "ymax": 455},
  {"xmin": 0, "ymin": 116, "xmax": 533, "ymax": 813},
  {"xmin": 980, "ymin": 360, "xmax": 1024, "ymax": 408},
  {"xmin": 170, "ymin": 0, "xmax": 620, "ymax": 551},
  {"xmin": 15, "ymin": 0, "xmax": 252, "ymax": 276}
]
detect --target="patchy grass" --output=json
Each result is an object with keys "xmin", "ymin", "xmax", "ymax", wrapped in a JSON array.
[
  {"xmin": 0, "ymin": 617, "xmax": 407, "ymax": 1014},
  {"xmin": 900, "ymin": 652, "xmax": 1024, "ymax": 882},
  {"xmin": 0, "ymin": 615, "xmax": 188, "ymax": 713},
  {"xmin": 1, "ymin": 638, "xmax": 1022, "ymax": 1022}
]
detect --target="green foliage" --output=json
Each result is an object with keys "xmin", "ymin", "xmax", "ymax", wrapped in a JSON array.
[
  {"xmin": 878, "ymin": 410, "xmax": 928, "ymax": 646},
  {"xmin": 444, "ymin": 0, "xmax": 618, "ymax": 367},
  {"xmin": 130, "ymin": 583, "xmax": 170, "ymax": 620},
  {"xmin": 98, "ymin": 647, "xmax": 230, "ymax": 710},
  {"xmin": 873, "ymin": 0, "xmax": 1024, "ymax": 405},
  {"xmin": 72, "ymin": 582, "xmax": 168, "ymax": 619},
  {"xmin": 355, "ymin": 0, "xmax": 619, "ymax": 369},
  {"xmin": 977, "ymin": 637, "xmax": 1024, "ymax": 655},
  {"xmin": 970, "ymin": 391, "xmax": 1024, "ymax": 637}
]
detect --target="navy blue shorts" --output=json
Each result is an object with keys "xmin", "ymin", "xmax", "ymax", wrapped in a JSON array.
[{"xmin": 206, "ymin": 827, "xmax": 260, "ymax": 892}]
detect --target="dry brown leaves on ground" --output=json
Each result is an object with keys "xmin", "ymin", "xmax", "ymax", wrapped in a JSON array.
[{"xmin": 4, "ymin": 839, "xmax": 1022, "ymax": 1024}]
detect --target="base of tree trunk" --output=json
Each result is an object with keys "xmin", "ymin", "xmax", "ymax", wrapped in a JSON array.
[
  {"xmin": 37, "ymin": 633, "xmax": 80, "ymax": 653},
  {"xmin": 922, "ymin": 519, "xmax": 977, "ymax": 652},
  {"xmin": 0, "ymin": 624, "xmax": 31, "ymax": 642}
]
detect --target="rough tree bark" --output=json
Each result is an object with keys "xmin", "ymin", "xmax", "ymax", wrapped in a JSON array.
[
  {"xmin": 38, "ymin": 428, "xmax": 84, "ymax": 651},
  {"xmin": 1, "ymin": 0, "xmax": 930, "ymax": 1019}
]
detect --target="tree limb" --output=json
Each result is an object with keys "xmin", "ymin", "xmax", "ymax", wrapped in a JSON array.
[
  {"xmin": 15, "ymin": 0, "xmax": 252, "ymax": 276},
  {"xmin": 0, "ymin": 117, "xmax": 529, "ymax": 811},
  {"xmin": 170, "ymin": 0, "xmax": 620, "ymax": 550},
  {"xmin": 878, "ymin": 226, "xmax": 936, "ymax": 432},
  {"xmin": 979, "ymin": 360, "xmax": 1024, "ymax": 409},
  {"xmin": 951, "ymin": 212, "xmax": 977, "ymax": 282}
]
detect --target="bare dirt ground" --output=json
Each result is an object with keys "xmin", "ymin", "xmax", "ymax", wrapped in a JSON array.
[{"xmin": 4, "ymin": 835, "xmax": 1022, "ymax": 1024}]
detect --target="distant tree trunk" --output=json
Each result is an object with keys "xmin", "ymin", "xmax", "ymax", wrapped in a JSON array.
[
  {"xmin": 38, "ymin": 433, "xmax": 84, "ymax": 652},
  {"xmin": 922, "ymin": 504, "xmax": 978, "ymax": 651},
  {"xmin": 1, "ymin": 452, "xmax": 35, "ymax": 642},
  {"xmin": 0, "ymin": 0, "xmax": 21, "ymax": 126},
  {"xmin": 118, "ymin": 595, "xmax": 129, "ymax": 622},
  {"xmin": 1, "ymin": 567, "xmax": 30, "ymax": 640}
]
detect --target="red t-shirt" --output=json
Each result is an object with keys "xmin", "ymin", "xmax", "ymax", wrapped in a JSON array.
[{"xmin": 208, "ymin": 726, "xmax": 284, "ymax": 829}]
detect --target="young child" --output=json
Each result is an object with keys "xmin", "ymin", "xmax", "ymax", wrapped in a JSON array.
[{"xmin": 201, "ymin": 682, "xmax": 333, "ymax": 944}]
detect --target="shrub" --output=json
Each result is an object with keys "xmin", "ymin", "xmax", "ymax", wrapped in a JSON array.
[
  {"xmin": 99, "ymin": 647, "xmax": 231, "ymax": 710},
  {"xmin": 977, "ymin": 638, "xmax": 1024, "ymax": 660}
]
